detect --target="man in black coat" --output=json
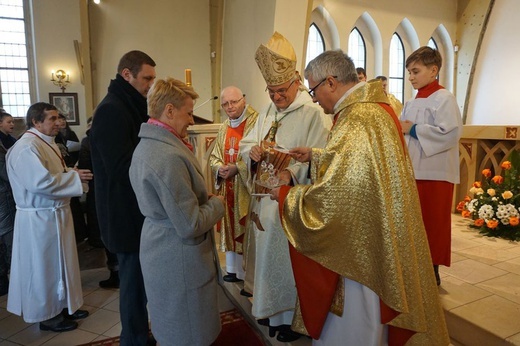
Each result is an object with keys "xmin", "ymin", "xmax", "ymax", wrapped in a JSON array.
[{"xmin": 90, "ymin": 50, "xmax": 156, "ymax": 346}]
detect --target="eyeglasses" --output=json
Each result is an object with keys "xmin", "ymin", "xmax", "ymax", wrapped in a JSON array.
[
  {"xmin": 221, "ymin": 97, "xmax": 243, "ymax": 108},
  {"xmin": 308, "ymin": 76, "xmax": 337, "ymax": 98},
  {"xmin": 265, "ymin": 79, "xmax": 296, "ymax": 97}
]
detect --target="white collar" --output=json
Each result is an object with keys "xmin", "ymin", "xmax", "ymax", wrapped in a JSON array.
[{"xmin": 333, "ymin": 82, "xmax": 365, "ymax": 114}]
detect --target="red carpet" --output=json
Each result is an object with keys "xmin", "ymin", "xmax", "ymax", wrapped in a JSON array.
[{"xmin": 77, "ymin": 309, "xmax": 264, "ymax": 346}]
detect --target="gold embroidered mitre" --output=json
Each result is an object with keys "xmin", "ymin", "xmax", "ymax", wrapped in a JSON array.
[{"xmin": 255, "ymin": 31, "xmax": 296, "ymax": 86}]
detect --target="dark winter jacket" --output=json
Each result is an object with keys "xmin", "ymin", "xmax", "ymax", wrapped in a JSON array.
[
  {"xmin": 0, "ymin": 143, "xmax": 15, "ymax": 237},
  {"xmin": 89, "ymin": 74, "xmax": 148, "ymax": 253}
]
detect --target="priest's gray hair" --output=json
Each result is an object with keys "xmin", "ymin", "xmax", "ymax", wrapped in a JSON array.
[
  {"xmin": 26, "ymin": 102, "xmax": 58, "ymax": 129},
  {"xmin": 304, "ymin": 50, "xmax": 358, "ymax": 85}
]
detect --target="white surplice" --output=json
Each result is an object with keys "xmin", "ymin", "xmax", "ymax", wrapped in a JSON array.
[
  {"xmin": 6, "ymin": 128, "xmax": 84, "ymax": 323},
  {"xmin": 239, "ymin": 90, "xmax": 331, "ymax": 323}
]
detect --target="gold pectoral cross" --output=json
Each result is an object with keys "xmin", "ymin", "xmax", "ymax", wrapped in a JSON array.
[{"xmin": 267, "ymin": 120, "xmax": 280, "ymax": 143}]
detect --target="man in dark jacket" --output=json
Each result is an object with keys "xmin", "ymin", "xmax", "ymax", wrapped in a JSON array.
[
  {"xmin": 90, "ymin": 50, "xmax": 156, "ymax": 346},
  {"xmin": 0, "ymin": 108, "xmax": 15, "ymax": 296}
]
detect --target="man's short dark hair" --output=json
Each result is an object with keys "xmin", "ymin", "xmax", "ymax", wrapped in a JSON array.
[
  {"xmin": 26, "ymin": 102, "xmax": 57, "ymax": 129},
  {"xmin": 117, "ymin": 50, "xmax": 156, "ymax": 77},
  {"xmin": 356, "ymin": 67, "xmax": 366, "ymax": 77}
]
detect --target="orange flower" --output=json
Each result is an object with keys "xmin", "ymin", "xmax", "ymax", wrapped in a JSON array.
[
  {"xmin": 464, "ymin": 195, "xmax": 472, "ymax": 202},
  {"xmin": 474, "ymin": 219, "xmax": 485, "ymax": 227},
  {"xmin": 492, "ymin": 175, "xmax": 504, "ymax": 184},
  {"xmin": 461, "ymin": 210, "xmax": 471, "ymax": 218},
  {"xmin": 473, "ymin": 181, "xmax": 482, "ymax": 188},
  {"xmin": 456, "ymin": 201, "xmax": 466, "ymax": 212},
  {"xmin": 482, "ymin": 169, "xmax": 492, "ymax": 178},
  {"xmin": 486, "ymin": 219, "xmax": 499, "ymax": 229},
  {"xmin": 510, "ymin": 217, "xmax": 520, "ymax": 226},
  {"xmin": 501, "ymin": 161, "xmax": 512, "ymax": 170}
]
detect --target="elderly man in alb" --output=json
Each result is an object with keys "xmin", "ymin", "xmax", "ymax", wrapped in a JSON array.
[
  {"xmin": 209, "ymin": 86, "xmax": 258, "ymax": 295},
  {"xmin": 239, "ymin": 31, "xmax": 331, "ymax": 342},
  {"xmin": 7, "ymin": 102, "xmax": 92, "ymax": 332},
  {"xmin": 271, "ymin": 50, "xmax": 449, "ymax": 345}
]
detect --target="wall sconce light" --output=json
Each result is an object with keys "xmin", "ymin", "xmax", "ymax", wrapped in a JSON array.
[{"xmin": 51, "ymin": 69, "xmax": 70, "ymax": 92}]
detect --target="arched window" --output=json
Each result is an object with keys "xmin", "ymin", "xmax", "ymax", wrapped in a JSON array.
[
  {"xmin": 389, "ymin": 33, "xmax": 405, "ymax": 103},
  {"xmin": 348, "ymin": 28, "xmax": 366, "ymax": 70},
  {"xmin": 306, "ymin": 23, "xmax": 325, "ymax": 67},
  {"xmin": 0, "ymin": 0, "xmax": 32, "ymax": 117},
  {"xmin": 427, "ymin": 37, "xmax": 440, "ymax": 81},
  {"xmin": 428, "ymin": 37, "xmax": 438, "ymax": 50}
]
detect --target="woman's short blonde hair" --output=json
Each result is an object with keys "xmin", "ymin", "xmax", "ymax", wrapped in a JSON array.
[{"xmin": 147, "ymin": 78, "xmax": 199, "ymax": 118}]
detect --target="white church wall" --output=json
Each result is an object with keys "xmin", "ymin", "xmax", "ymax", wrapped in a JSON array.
[
  {"xmin": 88, "ymin": 0, "xmax": 214, "ymax": 122},
  {"xmin": 309, "ymin": 0, "xmax": 457, "ymax": 104},
  {"xmin": 465, "ymin": 0, "xmax": 520, "ymax": 125},
  {"xmin": 29, "ymin": 0, "xmax": 88, "ymax": 135}
]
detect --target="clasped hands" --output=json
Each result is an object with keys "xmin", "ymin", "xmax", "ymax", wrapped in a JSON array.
[{"xmin": 218, "ymin": 164, "xmax": 238, "ymax": 180}]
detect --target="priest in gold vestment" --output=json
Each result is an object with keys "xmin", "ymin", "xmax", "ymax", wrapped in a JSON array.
[
  {"xmin": 209, "ymin": 86, "xmax": 258, "ymax": 286},
  {"xmin": 272, "ymin": 50, "xmax": 449, "ymax": 345}
]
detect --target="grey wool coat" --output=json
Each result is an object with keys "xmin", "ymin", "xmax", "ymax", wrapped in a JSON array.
[{"xmin": 129, "ymin": 123, "xmax": 225, "ymax": 345}]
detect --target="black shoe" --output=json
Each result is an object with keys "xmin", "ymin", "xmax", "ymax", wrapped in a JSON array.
[
  {"xmin": 257, "ymin": 318, "xmax": 269, "ymax": 326},
  {"xmin": 39, "ymin": 319, "xmax": 78, "ymax": 332},
  {"xmin": 223, "ymin": 273, "xmax": 243, "ymax": 283},
  {"xmin": 99, "ymin": 270, "xmax": 119, "ymax": 289},
  {"xmin": 63, "ymin": 308, "xmax": 89, "ymax": 320},
  {"xmin": 88, "ymin": 238, "xmax": 105, "ymax": 248},
  {"xmin": 240, "ymin": 289, "xmax": 253, "ymax": 297},
  {"xmin": 147, "ymin": 333, "xmax": 157, "ymax": 346},
  {"xmin": 268, "ymin": 325, "xmax": 280, "ymax": 338},
  {"xmin": 0, "ymin": 275, "xmax": 8, "ymax": 297},
  {"xmin": 276, "ymin": 325, "xmax": 302, "ymax": 342}
]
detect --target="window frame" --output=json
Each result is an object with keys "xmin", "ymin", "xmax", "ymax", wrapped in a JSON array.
[
  {"xmin": 0, "ymin": 0, "xmax": 35, "ymax": 117},
  {"xmin": 389, "ymin": 32, "xmax": 405, "ymax": 103},
  {"xmin": 348, "ymin": 27, "xmax": 366, "ymax": 70}
]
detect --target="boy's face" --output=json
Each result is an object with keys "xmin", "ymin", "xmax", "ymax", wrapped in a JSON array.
[{"xmin": 407, "ymin": 61, "xmax": 438, "ymax": 90}]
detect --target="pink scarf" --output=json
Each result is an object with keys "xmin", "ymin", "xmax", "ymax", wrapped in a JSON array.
[{"xmin": 147, "ymin": 118, "xmax": 194, "ymax": 152}]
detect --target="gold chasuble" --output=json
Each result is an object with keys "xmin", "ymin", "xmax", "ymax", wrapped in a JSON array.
[
  {"xmin": 279, "ymin": 81, "xmax": 449, "ymax": 345},
  {"xmin": 209, "ymin": 105, "xmax": 259, "ymax": 252}
]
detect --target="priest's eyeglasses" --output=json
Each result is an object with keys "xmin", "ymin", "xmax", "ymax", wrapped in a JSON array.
[
  {"xmin": 265, "ymin": 79, "xmax": 296, "ymax": 97},
  {"xmin": 308, "ymin": 76, "xmax": 338, "ymax": 98},
  {"xmin": 221, "ymin": 97, "xmax": 243, "ymax": 108}
]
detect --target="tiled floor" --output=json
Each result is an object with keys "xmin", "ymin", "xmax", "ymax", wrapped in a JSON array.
[
  {"xmin": 440, "ymin": 214, "xmax": 520, "ymax": 346},
  {"xmin": 1, "ymin": 214, "xmax": 520, "ymax": 345}
]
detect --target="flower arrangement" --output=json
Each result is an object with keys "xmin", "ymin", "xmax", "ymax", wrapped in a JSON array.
[{"xmin": 458, "ymin": 150, "xmax": 520, "ymax": 241}]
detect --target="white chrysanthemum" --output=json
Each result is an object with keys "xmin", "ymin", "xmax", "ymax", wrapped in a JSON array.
[
  {"xmin": 467, "ymin": 199, "xmax": 478, "ymax": 213},
  {"xmin": 496, "ymin": 204, "xmax": 518, "ymax": 224},
  {"xmin": 478, "ymin": 205, "xmax": 495, "ymax": 220}
]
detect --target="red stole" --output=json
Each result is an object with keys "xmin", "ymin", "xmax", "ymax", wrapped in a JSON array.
[
  {"xmin": 279, "ymin": 104, "xmax": 414, "ymax": 345},
  {"xmin": 222, "ymin": 121, "xmax": 247, "ymax": 243},
  {"xmin": 416, "ymin": 79, "xmax": 444, "ymax": 99}
]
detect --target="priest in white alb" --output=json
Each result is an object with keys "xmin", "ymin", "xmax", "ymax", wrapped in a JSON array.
[{"xmin": 7, "ymin": 102, "xmax": 93, "ymax": 332}]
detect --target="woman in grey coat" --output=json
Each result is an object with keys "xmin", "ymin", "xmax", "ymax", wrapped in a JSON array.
[{"xmin": 129, "ymin": 78, "xmax": 225, "ymax": 345}]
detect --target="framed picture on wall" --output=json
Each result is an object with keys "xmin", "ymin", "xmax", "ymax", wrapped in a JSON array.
[{"xmin": 49, "ymin": 92, "xmax": 79, "ymax": 125}]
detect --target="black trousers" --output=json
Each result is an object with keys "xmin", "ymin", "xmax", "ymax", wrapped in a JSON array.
[{"xmin": 117, "ymin": 252, "xmax": 149, "ymax": 346}]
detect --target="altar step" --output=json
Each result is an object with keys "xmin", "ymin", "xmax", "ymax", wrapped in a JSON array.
[{"xmin": 219, "ymin": 214, "xmax": 520, "ymax": 345}]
